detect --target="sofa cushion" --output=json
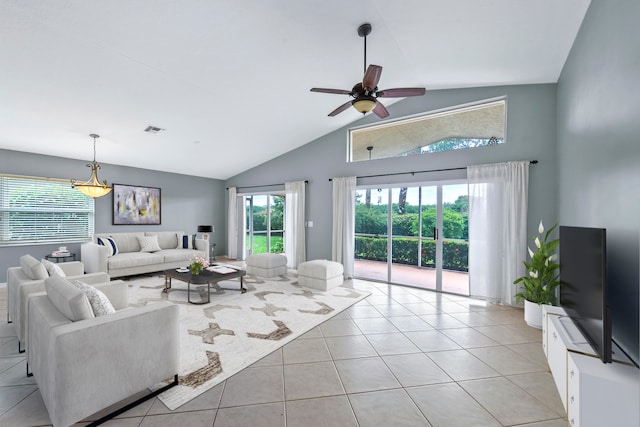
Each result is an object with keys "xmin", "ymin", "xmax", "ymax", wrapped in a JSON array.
[
  {"xmin": 157, "ymin": 249, "xmax": 205, "ymax": 263},
  {"xmin": 41, "ymin": 258, "xmax": 66, "ymax": 277},
  {"xmin": 146, "ymin": 232, "xmax": 179, "ymax": 250},
  {"xmin": 97, "ymin": 232, "xmax": 144, "ymax": 254},
  {"xmin": 107, "ymin": 252, "xmax": 164, "ymax": 270},
  {"xmin": 176, "ymin": 233, "xmax": 196, "ymax": 249},
  {"xmin": 97, "ymin": 236, "xmax": 119, "ymax": 257},
  {"xmin": 45, "ymin": 276, "xmax": 95, "ymax": 321},
  {"xmin": 137, "ymin": 235, "xmax": 162, "ymax": 252},
  {"xmin": 20, "ymin": 254, "xmax": 48, "ymax": 280},
  {"xmin": 73, "ymin": 281, "xmax": 116, "ymax": 317}
]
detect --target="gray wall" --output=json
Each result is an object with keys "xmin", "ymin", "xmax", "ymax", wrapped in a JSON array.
[
  {"xmin": 0, "ymin": 148, "xmax": 226, "ymax": 275},
  {"xmin": 556, "ymin": 0, "xmax": 639, "ymax": 365},
  {"xmin": 226, "ymin": 83, "xmax": 558, "ymax": 261}
]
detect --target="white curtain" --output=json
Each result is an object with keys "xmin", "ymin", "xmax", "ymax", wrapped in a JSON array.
[
  {"xmin": 331, "ymin": 176, "xmax": 356, "ymax": 278},
  {"xmin": 227, "ymin": 187, "xmax": 238, "ymax": 259},
  {"xmin": 285, "ymin": 181, "xmax": 306, "ymax": 268},
  {"xmin": 468, "ymin": 161, "xmax": 529, "ymax": 304}
]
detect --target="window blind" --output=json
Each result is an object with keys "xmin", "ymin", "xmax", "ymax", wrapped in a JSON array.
[{"xmin": 0, "ymin": 174, "xmax": 95, "ymax": 245}]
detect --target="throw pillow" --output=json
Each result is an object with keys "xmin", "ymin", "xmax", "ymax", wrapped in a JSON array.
[
  {"xmin": 19, "ymin": 254, "xmax": 49, "ymax": 280},
  {"xmin": 45, "ymin": 276, "xmax": 94, "ymax": 321},
  {"xmin": 137, "ymin": 235, "xmax": 162, "ymax": 252},
  {"xmin": 41, "ymin": 258, "xmax": 67, "ymax": 277},
  {"xmin": 176, "ymin": 233, "xmax": 196, "ymax": 249},
  {"xmin": 73, "ymin": 281, "xmax": 116, "ymax": 317},
  {"xmin": 97, "ymin": 236, "xmax": 119, "ymax": 257}
]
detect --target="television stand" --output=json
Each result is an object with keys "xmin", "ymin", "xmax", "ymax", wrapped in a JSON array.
[{"xmin": 542, "ymin": 306, "xmax": 639, "ymax": 426}]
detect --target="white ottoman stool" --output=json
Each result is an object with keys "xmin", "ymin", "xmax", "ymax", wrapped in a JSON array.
[
  {"xmin": 245, "ymin": 253, "xmax": 287, "ymax": 278},
  {"xmin": 297, "ymin": 260, "xmax": 344, "ymax": 291}
]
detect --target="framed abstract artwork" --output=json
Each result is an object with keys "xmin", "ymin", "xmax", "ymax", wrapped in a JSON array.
[{"xmin": 112, "ymin": 183, "xmax": 161, "ymax": 225}]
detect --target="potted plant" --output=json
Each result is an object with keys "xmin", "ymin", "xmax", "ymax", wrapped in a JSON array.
[
  {"xmin": 189, "ymin": 256, "xmax": 209, "ymax": 275},
  {"xmin": 513, "ymin": 221, "xmax": 560, "ymax": 328}
]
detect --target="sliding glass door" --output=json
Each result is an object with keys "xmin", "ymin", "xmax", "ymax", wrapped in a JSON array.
[
  {"xmin": 355, "ymin": 181, "xmax": 469, "ymax": 295},
  {"xmin": 440, "ymin": 184, "xmax": 469, "ymax": 294},
  {"xmin": 244, "ymin": 194, "xmax": 285, "ymax": 256},
  {"xmin": 354, "ymin": 188, "xmax": 389, "ymax": 282}
]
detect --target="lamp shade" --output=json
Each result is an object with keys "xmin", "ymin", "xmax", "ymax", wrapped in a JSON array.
[
  {"xmin": 353, "ymin": 97, "xmax": 376, "ymax": 114},
  {"xmin": 197, "ymin": 225, "xmax": 213, "ymax": 233},
  {"xmin": 71, "ymin": 134, "xmax": 112, "ymax": 198}
]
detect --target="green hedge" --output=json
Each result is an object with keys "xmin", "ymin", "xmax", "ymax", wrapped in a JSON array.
[{"xmin": 354, "ymin": 236, "xmax": 469, "ymax": 272}]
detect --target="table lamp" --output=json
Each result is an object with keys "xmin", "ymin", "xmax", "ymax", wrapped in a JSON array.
[{"xmin": 197, "ymin": 225, "xmax": 214, "ymax": 240}]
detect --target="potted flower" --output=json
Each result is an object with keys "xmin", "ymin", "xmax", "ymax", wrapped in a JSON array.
[
  {"xmin": 513, "ymin": 221, "xmax": 560, "ymax": 328},
  {"xmin": 189, "ymin": 256, "xmax": 209, "ymax": 275}
]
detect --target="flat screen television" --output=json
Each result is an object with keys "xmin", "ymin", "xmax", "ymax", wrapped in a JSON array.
[{"xmin": 559, "ymin": 226, "xmax": 612, "ymax": 363}]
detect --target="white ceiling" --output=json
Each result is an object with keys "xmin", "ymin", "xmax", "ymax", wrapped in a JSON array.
[{"xmin": 0, "ymin": 0, "xmax": 590, "ymax": 180}]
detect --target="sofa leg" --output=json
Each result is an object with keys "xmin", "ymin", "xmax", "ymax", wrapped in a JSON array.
[
  {"xmin": 7, "ymin": 311, "xmax": 11, "ymax": 323},
  {"xmin": 18, "ymin": 341, "xmax": 24, "ymax": 353},
  {"xmin": 27, "ymin": 362, "xmax": 32, "ymax": 377},
  {"xmin": 86, "ymin": 374, "xmax": 179, "ymax": 427}
]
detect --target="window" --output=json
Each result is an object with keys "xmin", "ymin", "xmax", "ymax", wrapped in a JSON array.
[
  {"xmin": 348, "ymin": 98, "xmax": 506, "ymax": 162},
  {"xmin": 0, "ymin": 174, "xmax": 95, "ymax": 245}
]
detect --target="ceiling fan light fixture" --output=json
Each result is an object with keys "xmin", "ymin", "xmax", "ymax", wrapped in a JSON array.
[
  {"xmin": 353, "ymin": 97, "xmax": 376, "ymax": 114},
  {"xmin": 310, "ymin": 22, "xmax": 425, "ymax": 118},
  {"xmin": 71, "ymin": 134, "xmax": 112, "ymax": 198}
]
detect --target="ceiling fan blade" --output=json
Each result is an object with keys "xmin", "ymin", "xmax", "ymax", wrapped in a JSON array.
[
  {"xmin": 311, "ymin": 88, "xmax": 353, "ymax": 95},
  {"xmin": 377, "ymin": 87, "xmax": 426, "ymax": 98},
  {"xmin": 328, "ymin": 100, "xmax": 354, "ymax": 117},
  {"xmin": 372, "ymin": 101, "xmax": 389, "ymax": 118},
  {"xmin": 362, "ymin": 65, "xmax": 383, "ymax": 91}
]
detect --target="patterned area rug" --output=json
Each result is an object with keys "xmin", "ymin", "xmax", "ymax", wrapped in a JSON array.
[{"xmin": 126, "ymin": 271, "xmax": 369, "ymax": 410}]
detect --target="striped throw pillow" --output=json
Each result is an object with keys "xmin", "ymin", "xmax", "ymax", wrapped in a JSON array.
[{"xmin": 97, "ymin": 236, "xmax": 119, "ymax": 257}]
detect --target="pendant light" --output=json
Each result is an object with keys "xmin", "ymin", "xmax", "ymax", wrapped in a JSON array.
[{"xmin": 71, "ymin": 134, "xmax": 112, "ymax": 198}]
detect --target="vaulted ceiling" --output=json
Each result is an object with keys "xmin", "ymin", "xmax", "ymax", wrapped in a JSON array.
[{"xmin": 0, "ymin": 1, "xmax": 590, "ymax": 180}]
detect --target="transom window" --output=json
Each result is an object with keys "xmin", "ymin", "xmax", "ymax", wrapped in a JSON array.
[
  {"xmin": 0, "ymin": 174, "xmax": 95, "ymax": 245},
  {"xmin": 348, "ymin": 98, "xmax": 506, "ymax": 162}
]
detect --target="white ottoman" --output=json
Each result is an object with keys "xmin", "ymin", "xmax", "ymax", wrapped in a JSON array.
[
  {"xmin": 297, "ymin": 260, "xmax": 344, "ymax": 291},
  {"xmin": 245, "ymin": 253, "xmax": 287, "ymax": 278}
]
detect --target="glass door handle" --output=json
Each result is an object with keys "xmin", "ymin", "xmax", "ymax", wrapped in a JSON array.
[{"xmin": 433, "ymin": 227, "xmax": 438, "ymax": 240}]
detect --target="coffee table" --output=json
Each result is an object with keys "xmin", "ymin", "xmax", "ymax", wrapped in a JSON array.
[{"xmin": 163, "ymin": 266, "xmax": 246, "ymax": 304}]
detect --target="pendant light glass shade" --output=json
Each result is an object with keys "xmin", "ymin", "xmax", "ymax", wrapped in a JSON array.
[
  {"xmin": 71, "ymin": 134, "xmax": 112, "ymax": 198},
  {"xmin": 353, "ymin": 98, "xmax": 376, "ymax": 114}
]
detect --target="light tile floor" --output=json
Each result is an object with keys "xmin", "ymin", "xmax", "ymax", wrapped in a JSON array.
[{"xmin": 0, "ymin": 279, "xmax": 567, "ymax": 427}]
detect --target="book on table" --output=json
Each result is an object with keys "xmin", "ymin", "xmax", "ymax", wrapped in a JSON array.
[{"xmin": 206, "ymin": 266, "xmax": 236, "ymax": 274}]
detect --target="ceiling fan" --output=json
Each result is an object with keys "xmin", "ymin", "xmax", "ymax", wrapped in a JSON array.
[{"xmin": 311, "ymin": 23, "xmax": 426, "ymax": 119}]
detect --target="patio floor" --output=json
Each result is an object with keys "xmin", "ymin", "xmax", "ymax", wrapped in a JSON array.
[{"xmin": 354, "ymin": 259, "xmax": 470, "ymax": 296}]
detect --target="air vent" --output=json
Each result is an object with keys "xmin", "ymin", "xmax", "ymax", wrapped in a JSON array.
[{"xmin": 144, "ymin": 125, "xmax": 164, "ymax": 134}]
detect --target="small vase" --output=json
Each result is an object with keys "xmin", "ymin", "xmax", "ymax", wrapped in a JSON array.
[{"xmin": 190, "ymin": 265, "xmax": 201, "ymax": 275}]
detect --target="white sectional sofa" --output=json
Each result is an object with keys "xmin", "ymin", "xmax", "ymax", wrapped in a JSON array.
[{"xmin": 81, "ymin": 231, "xmax": 209, "ymax": 278}]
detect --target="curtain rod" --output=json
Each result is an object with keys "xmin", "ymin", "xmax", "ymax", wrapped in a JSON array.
[
  {"xmin": 226, "ymin": 180, "xmax": 308, "ymax": 190},
  {"xmin": 328, "ymin": 160, "xmax": 538, "ymax": 181}
]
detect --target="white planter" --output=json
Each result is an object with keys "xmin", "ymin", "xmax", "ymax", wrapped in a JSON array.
[{"xmin": 524, "ymin": 299, "xmax": 543, "ymax": 329}]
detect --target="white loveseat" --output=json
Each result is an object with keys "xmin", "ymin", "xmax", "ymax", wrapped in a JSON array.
[
  {"xmin": 81, "ymin": 231, "xmax": 209, "ymax": 278},
  {"xmin": 28, "ymin": 276, "xmax": 179, "ymax": 427}
]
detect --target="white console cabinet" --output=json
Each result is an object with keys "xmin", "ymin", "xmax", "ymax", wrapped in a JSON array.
[
  {"xmin": 542, "ymin": 306, "xmax": 639, "ymax": 427},
  {"xmin": 566, "ymin": 351, "xmax": 639, "ymax": 426},
  {"xmin": 547, "ymin": 315, "xmax": 570, "ymax": 408}
]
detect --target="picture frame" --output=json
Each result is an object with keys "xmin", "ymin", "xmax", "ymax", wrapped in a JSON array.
[{"xmin": 112, "ymin": 183, "xmax": 161, "ymax": 225}]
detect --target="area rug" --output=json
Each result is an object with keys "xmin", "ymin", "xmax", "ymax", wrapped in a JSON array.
[{"xmin": 126, "ymin": 271, "xmax": 369, "ymax": 410}]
